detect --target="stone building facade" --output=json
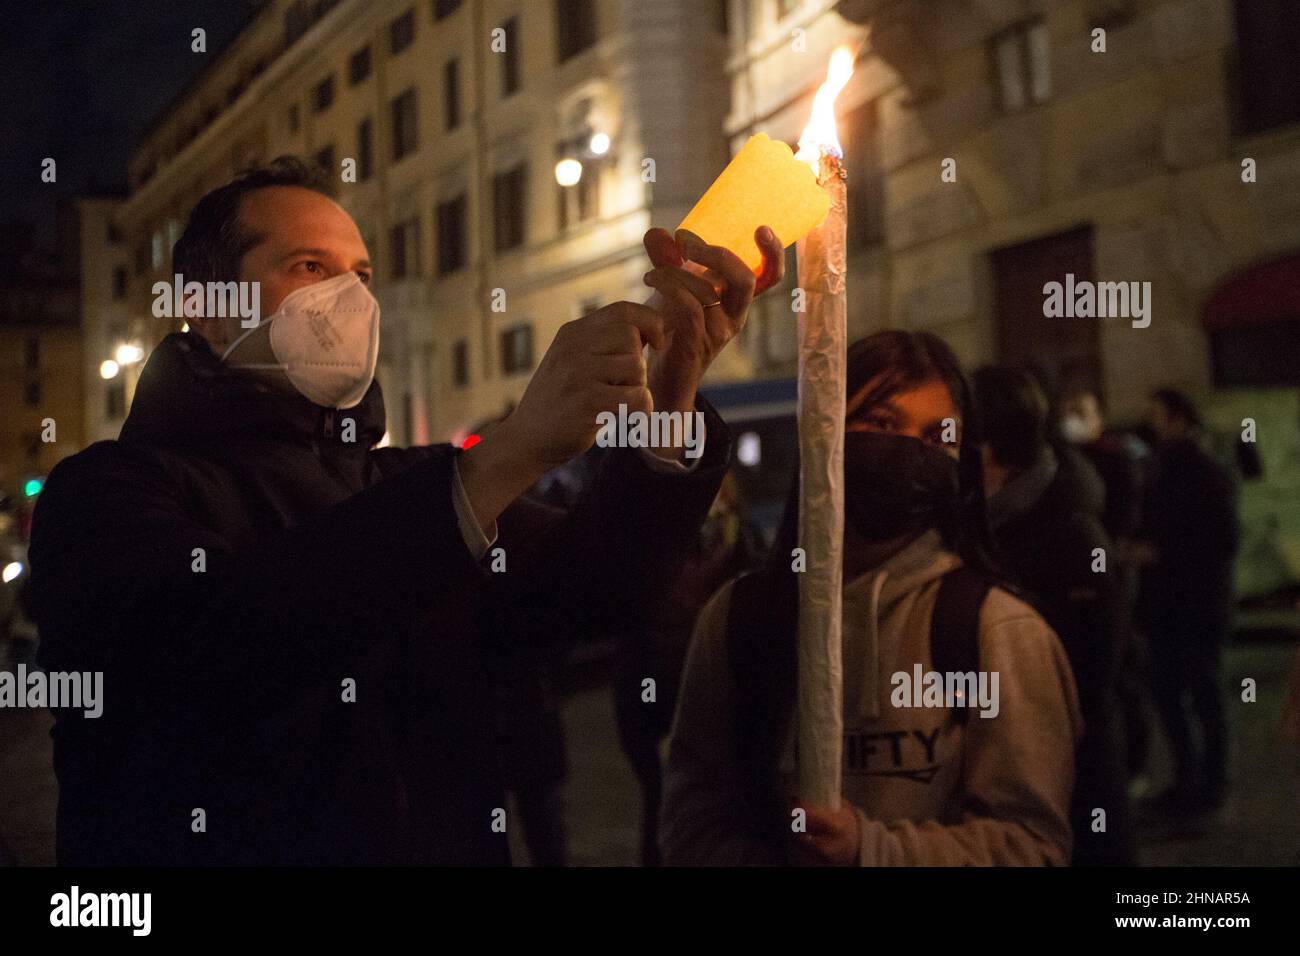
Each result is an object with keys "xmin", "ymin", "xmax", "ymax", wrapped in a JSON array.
[
  {"xmin": 96, "ymin": 0, "xmax": 730, "ymax": 445},
  {"xmin": 725, "ymin": 0, "xmax": 1300, "ymax": 596}
]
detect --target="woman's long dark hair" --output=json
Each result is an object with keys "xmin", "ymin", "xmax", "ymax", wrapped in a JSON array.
[{"xmin": 762, "ymin": 328, "xmax": 1001, "ymax": 580}]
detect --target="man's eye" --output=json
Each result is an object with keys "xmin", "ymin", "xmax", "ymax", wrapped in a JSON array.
[
  {"xmin": 296, "ymin": 261, "xmax": 322, "ymax": 275},
  {"xmin": 865, "ymin": 414, "xmax": 894, "ymax": 431},
  {"xmin": 357, "ymin": 271, "xmax": 372, "ymax": 285}
]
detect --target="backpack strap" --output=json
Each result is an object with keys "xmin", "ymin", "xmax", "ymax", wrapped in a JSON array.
[{"xmin": 929, "ymin": 567, "xmax": 995, "ymax": 725}]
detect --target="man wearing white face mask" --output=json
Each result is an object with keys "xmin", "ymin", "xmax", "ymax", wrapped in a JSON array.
[{"xmin": 29, "ymin": 156, "xmax": 785, "ymax": 865}]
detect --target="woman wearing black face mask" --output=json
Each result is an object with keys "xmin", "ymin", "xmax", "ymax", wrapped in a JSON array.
[{"xmin": 661, "ymin": 330, "xmax": 1082, "ymax": 866}]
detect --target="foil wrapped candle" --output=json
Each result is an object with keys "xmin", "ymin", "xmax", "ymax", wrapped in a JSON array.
[
  {"xmin": 677, "ymin": 133, "xmax": 831, "ymax": 273},
  {"xmin": 792, "ymin": 47, "xmax": 854, "ymax": 811}
]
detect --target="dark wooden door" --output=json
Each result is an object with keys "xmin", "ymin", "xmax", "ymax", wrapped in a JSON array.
[{"xmin": 990, "ymin": 224, "xmax": 1103, "ymax": 396}]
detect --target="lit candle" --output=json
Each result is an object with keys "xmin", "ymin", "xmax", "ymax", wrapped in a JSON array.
[
  {"xmin": 793, "ymin": 47, "xmax": 854, "ymax": 811},
  {"xmin": 672, "ymin": 47, "xmax": 855, "ymax": 811}
]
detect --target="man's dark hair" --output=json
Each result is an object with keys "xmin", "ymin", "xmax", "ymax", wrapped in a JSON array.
[
  {"xmin": 172, "ymin": 156, "xmax": 334, "ymax": 285},
  {"xmin": 1151, "ymin": 387, "xmax": 1203, "ymax": 430},
  {"xmin": 973, "ymin": 365, "xmax": 1049, "ymax": 471}
]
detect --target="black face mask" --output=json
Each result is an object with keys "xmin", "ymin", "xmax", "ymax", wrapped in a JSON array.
[{"xmin": 843, "ymin": 431, "xmax": 960, "ymax": 541}]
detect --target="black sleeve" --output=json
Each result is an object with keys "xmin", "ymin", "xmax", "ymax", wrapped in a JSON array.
[
  {"xmin": 480, "ymin": 398, "xmax": 731, "ymax": 653},
  {"xmin": 1143, "ymin": 453, "xmax": 1241, "ymax": 564},
  {"xmin": 1057, "ymin": 515, "xmax": 1125, "ymax": 715},
  {"xmin": 29, "ymin": 440, "xmax": 483, "ymax": 718}
]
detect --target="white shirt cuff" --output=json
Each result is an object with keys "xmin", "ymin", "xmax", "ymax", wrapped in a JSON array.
[
  {"xmin": 451, "ymin": 455, "xmax": 498, "ymax": 561},
  {"xmin": 635, "ymin": 423, "xmax": 706, "ymax": 474}
]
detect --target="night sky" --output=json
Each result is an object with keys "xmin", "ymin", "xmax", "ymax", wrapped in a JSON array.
[{"xmin": 0, "ymin": 0, "xmax": 255, "ymax": 247}]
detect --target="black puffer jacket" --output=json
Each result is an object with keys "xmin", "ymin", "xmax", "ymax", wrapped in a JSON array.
[
  {"xmin": 30, "ymin": 332, "xmax": 728, "ymax": 865},
  {"xmin": 991, "ymin": 452, "xmax": 1133, "ymax": 866}
]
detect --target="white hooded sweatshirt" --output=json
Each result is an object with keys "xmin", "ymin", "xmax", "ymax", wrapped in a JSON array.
[{"xmin": 661, "ymin": 529, "xmax": 1083, "ymax": 866}]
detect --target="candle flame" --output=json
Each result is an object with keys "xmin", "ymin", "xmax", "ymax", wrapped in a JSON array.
[{"xmin": 795, "ymin": 47, "xmax": 855, "ymax": 173}]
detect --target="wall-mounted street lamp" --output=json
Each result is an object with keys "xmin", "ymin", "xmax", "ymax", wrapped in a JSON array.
[
  {"xmin": 555, "ymin": 158, "xmax": 584, "ymax": 187},
  {"xmin": 100, "ymin": 359, "xmax": 121, "ymax": 380},
  {"xmin": 115, "ymin": 343, "xmax": 145, "ymax": 365}
]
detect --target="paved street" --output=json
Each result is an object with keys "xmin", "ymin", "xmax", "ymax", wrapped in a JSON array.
[
  {"xmin": 2, "ymin": 639, "xmax": 1296, "ymax": 867},
  {"xmin": 554, "ymin": 637, "xmax": 1300, "ymax": 867}
]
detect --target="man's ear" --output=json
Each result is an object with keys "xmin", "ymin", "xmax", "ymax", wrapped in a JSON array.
[{"xmin": 187, "ymin": 313, "xmax": 219, "ymax": 347}]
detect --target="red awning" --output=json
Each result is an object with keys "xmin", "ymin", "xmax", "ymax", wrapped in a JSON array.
[{"xmin": 1204, "ymin": 254, "xmax": 1300, "ymax": 329}]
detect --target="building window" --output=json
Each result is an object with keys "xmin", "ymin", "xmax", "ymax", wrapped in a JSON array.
[
  {"xmin": 392, "ymin": 88, "xmax": 419, "ymax": 160},
  {"xmin": 151, "ymin": 230, "xmax": 164, "ymax": 270},
  {"xmin": 106, "ymin": 222, "xmax": 122, "ymax": 243},
  {"xmin": 349, "ymin": 45, "xmax": 371, "ymax": 85},
  {"xmin": 492, "ymin": 164, "xmax": 527, "ymax": 252},
  {"xmin": 500, "ymin": 18, "xmax": 520, "ymax": 95},
  {"xmin": 113, "ymin": 267, "xmax": 128, "ymax": 300},
  {"xmin": 134, "ymin": 243, "xmax": 148, "ymax": 276},
  {"xmin": 24, "ymin": 337, "xmax": 39, "ymax": 372},
  {"xmin": 436, "ymin": 194, "xmax": 467, "ymax": 275},
  {"xmin": 500, "ymin": 324, "xmax": 534, "ymax": 375},
  {"xmin": 452, "ymin": 339, "xmax": 469, "ymax": 388},
  {"xmin": 433, "ymin": 0, "xmax": 461, "ymax": 21},
  {"xmin": 992, "ymin": 19, "xmax": 1050, "ymax": 112},
  {"xmin": 390, "ymin": 8, "xmax": 415, "ymax": 53},
  {"xmin": 25, "ymin": 378, "xmax": 41, "ymax": 407},
  {"xmin": 313, "ymin": 75, "xmax": 335, "ymax": 113},
  {"xmin": 556, "ymin": 0, "xmax": 596, "ymax": 63},
  {"xmin": 389, "ymin": 217, "xmax": 421, "ymax": 280},
  {"xmin": 1231, "ymin": 0, "xmax": 1300, "ymax": 136},
  {"xmin": 314, "ymin": 144, "xmax": 335, "ymax": 178},
  {"xmin": 444, "ymin": 59, "xmax": 461, "ymax": 130},
  {"xmin": 357, "ymin": 118, "xmax": 373, "ymax": 180},
  {"xmin": 288, "ymin": 103, "xmax": 300, "ymax": 132},
  {"xmin": 558, "ymin": 164, "xmax": 598, "ymax": 231}
]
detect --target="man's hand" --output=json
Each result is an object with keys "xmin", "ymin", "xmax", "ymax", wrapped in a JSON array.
[
  {"xmin": 788, "ymin": 800, "xmax": 860, "ymax": 867},
  {"xmin": 458, "ymin": 302, "xmax": 665, "ymax": 532},
  {"xmin": 641, "ymin": 226, "xmax": 784, "ymax": 427}
]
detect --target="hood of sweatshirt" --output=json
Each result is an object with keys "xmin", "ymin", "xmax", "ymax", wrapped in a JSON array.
[
  {"xmin": 841, "ymin": 529, "xmax": 963, "ymax": 722},
  {"xmin": 120, "ymin": 332, "xmax": 386, "ymax": 449}
]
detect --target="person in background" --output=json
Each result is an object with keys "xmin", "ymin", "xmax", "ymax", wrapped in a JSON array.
[
  {"xmin": 662, "ymin": 330, "xmax": 1081, "ymax": 866},
  {"xmin": 1135, "ymin": 388, "xmax": 1241, "ymax": 814},
  {"xmin": 1059, "ymin": 387, "xmax": 1146, "ymax": 544},
  {"xmin": 974, "ymin": 367, "xmax": 1134, "ymax": 866},
  {"xmin": 614, "ymin": 472, "xmax": 763, "ymax": 866},
  {"xmin": 1059, "ymin": 385, "xmax": 1152, "ymax": 787}
]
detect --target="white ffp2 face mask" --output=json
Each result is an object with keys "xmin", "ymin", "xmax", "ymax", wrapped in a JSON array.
[
  {"xmin": 1060, "ymin": 414, "xmax": 1093, "ymax": 445},
  {"xmin": 222, "ymin": 271, "xmax": 380, "ymax": 409}
]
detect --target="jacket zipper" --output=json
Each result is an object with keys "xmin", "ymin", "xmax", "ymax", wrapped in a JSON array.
[{"xmin": 316, "ymin": 409, "xmax": 356, "ymax": 493}]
